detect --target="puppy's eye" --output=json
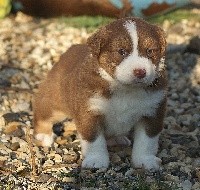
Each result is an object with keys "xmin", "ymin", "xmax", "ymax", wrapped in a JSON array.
[
  {"xmin": 146, "ymin": 48, "xmax": 158, "ymax": 58},
  {"xmin": 118, "ymin": 48, "xmax": 128, "ymax": 57}
]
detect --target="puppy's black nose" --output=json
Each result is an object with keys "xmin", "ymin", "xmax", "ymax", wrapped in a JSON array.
[{"xmin": 133, "ymin": 68, "xmax": 146, "ymax": 79}]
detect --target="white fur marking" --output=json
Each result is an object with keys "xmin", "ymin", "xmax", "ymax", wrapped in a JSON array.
[
  {"xmin": 89, "ymin": 88, "xmax": 165, "ymax": 137},
  {"xmin": 35, "ymin": 133, "xmax": 55, "ymax": 147},
  {"xmin": 132, "ymin": 123, "xmax": 161, "ymax": 170},
  {"xmin": 80, "ymin": 134, "xmax": 110, "ymax": 168},
  {"xmin": 89, "ymin": 94, "xmax": 108, "ymax": 113},
  {"xmin": 105, "ymin": 88, "xmax": 165, "ymax": 137},
  {"xmin": 99, "ymin": 68, "xmax": 114, "ymax": 83},
  {"xmin": 98, "ymin": 67, "xmax": 118, "ymax": 89},
  {"xmin": 125, "ymin": 21, "xmax": 138, "ymax": 55}
]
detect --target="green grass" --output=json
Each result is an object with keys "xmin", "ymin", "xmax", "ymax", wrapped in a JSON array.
[
  {"xmin": 148, "ymin": 8, "xmax": 200, "ymax": 24},
  {"xmin": 59, "ymin": 8, "xmax": 200, "ymax": 30},
  {"xmin": 59, "ymin": 15, "xmax": 114, "ymax": 31}
]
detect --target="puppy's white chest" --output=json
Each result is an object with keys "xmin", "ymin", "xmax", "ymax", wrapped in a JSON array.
[
  {"xmin": 105, "ymin": 89, "xmax": 164, "ymax": 136},
  {"xmin": 89, "ymin": 88, "xmax": 165, "ymax": 136}
]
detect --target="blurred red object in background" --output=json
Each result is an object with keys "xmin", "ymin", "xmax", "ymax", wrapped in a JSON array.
[{"xmin": 12, "ymin": 0, "xmax": 190, "ymax": 18}]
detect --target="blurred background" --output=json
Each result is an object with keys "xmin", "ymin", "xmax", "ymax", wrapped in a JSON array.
[{"xmin": 0, "ymin": 0, "xmax": 198, "ymax": 18}]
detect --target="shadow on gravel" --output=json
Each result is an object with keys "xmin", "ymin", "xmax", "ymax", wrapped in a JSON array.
[{"xmin": 160, "ymin": 39, "xmax": 200, "ymax": 186}]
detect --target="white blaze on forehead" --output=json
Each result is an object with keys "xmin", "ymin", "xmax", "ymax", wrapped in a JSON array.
[
  {"xmin": 125, "ymin": 21, "xmax": 138, "ymax": 55},
  {"xmin": 115, "ymin": 20, "xmax": 156, "ymax": 85}
]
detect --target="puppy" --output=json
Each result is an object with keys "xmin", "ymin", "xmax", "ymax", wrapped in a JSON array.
[{"xmin": 33, "ymin": 17, "xmax": 167, "ymax": 170}]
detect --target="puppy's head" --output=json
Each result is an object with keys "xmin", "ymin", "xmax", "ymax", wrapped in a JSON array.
[{"xmin": 87, "ymin": 17, "xmax": 166, "ymax": 86}]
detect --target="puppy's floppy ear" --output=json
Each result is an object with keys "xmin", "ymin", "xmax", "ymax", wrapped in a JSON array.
[
  {"xmin": 87, "ymin": 27, "xmax": 110, "ymax": 57},
  {"xmin": 155, "ymin": 27, "xmax": 167, "ymax": 56}
]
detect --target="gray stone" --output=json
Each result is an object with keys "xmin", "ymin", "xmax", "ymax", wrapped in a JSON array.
[{"xmin": 181, "ymin": 180, "xmax": 192, "ymax": 190}]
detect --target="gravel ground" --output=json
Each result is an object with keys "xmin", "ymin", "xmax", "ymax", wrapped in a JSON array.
[{"xmin": 0, "ymin": 11, "xmax": 200, "ymax": 190}]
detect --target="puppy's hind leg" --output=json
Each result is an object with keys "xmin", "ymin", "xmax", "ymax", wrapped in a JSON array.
[{"xmin": 33, "ymin": 110, "xmax": 69, "ymax": 146}]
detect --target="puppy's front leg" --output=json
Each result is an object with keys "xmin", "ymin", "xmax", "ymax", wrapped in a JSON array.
[
  {"xmin": 80, "ymin": 133, "xmax": 109, "ymax": 168},
  {"xmin": 132, "ymin": 122, "xmax": 161, "ymax": 170}
]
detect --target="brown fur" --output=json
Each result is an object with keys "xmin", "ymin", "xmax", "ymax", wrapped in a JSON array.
[
  {"xmin": 143, "ymin": 98, "xmax": 167, "ymax": 137},
  {"xmin": 33, "ymin": 44, "xmax": 111, "ymax": 141},
  {"xmin": 33, "ymin": 17, "xmax": 167, "ymax": 144}
]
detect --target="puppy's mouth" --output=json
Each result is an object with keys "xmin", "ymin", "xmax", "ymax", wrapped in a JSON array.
[{"xmin": 132, "ymin": 78, "xmax": 152, "ymax": 86}]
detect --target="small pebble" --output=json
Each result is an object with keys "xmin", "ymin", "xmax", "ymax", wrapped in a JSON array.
[
  {"xmin": 10, "ymin": 142, "xmax": 20, "ymax": 151},
  {"xmin": 111, "ymin": 154, "xmax": 121, "ymax": 164},
  {"xmin": 125, "ymin": 168, "xmax": 134, "ymax": 177},
  {"xmin": 181, "ymin": 180, "xmax": 192, "ymax": 190}
]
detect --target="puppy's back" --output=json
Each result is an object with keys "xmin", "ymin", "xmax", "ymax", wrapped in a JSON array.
[
  {"xmin": 33, "ymin": 44, "xmax": 90, "ymax": 119},
  {"xmin": 50, "ymin": 44, "xmax": 90, "ymax": 77}
]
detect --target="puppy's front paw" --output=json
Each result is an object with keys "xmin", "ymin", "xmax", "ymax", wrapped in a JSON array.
[
  {"xmin": 132, "ymin": 155, "xmax": 161, "ymax": 170},
  {"xmin": 82, "ymin": 154, "xmax": 110, "ymax": 168}
]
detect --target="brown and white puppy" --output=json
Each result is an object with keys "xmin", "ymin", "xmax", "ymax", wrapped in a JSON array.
[{"xmin": 33, "ymin": 17, "xmax": 167, "ymax": 170}]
